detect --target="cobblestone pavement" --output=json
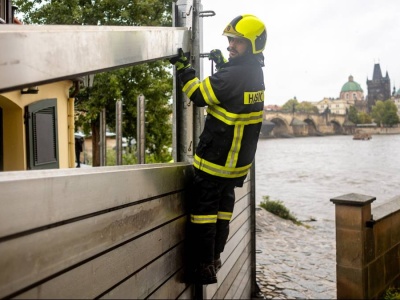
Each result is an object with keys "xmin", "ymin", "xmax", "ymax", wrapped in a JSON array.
[{"xmin": 255, "ymin": 208, "xmax": 337, "ymax": 299}]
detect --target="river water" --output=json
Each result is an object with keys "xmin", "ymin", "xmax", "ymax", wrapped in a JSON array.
[{"xmin": 255, "ymin": 134, "xmax": 400, "ymax": 222}]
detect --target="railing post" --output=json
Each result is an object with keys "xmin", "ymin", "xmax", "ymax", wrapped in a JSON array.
[{"xmin": 330, "ymin": 193, "xmax": 376, "ymax": 299}]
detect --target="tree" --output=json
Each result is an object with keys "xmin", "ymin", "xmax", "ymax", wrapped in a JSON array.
[
  {"xmin": 348, "ymin": 106, "xmax": 359, "ymax": 124},
  {"xmin": 281, "ymin": 98, "xmax": 299, "ymax": 113},
  {"xmin": 371, "ymin": 100, "xmax": 399, "ymax": 127},
  {"xmin": 296, "ymin": 101, "xmax": 319, "ymax": 114},
  {"xmin": 15, "ymin": 0, "xmax": 174, "ymax": 165},
  {"xmin": 358, "ymin": 112, "xmax": 372, "ymax": 124}
]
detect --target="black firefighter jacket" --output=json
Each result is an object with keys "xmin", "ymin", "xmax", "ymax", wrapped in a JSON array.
[{"xmin": 179, "ymin": 53, "xmax": 265, "ymax": 185}]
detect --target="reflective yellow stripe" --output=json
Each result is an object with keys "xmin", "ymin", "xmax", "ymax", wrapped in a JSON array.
[
  {"xmin": 183, "ymin": 78, "xmax": 201, "ymax": 98},
  {"xmin": 200, "ymin": 77, "xmax": 220, "ymax": 106},
  {"xmin": 217, "ymin": 211, "xmax": 232, "ymax": 221},
  {"xmin": 226, "ymin": 124, "xmax": 244, "ymax": 168},
  {"xmin": 207, "ymin": 105, "xmax": 263, "ymax": 125},
  {"xmin": 191, "ymin": 214, "xmax": 218, "ymax": 224},
  {"xmin": 194, "ymin": 154, "xmax": 252, "ymax": 178}
]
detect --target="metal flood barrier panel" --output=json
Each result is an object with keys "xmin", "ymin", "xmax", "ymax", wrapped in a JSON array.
[
  {"xmin": 0, "ymin": 163, "xmax": 255, "ymax": 299},
  {"xmin": 0, "ymin": 1, "xmax": 257, "ymax": 297},
  {"xmin": 0, "ymin": 25, "xmax": 190, "ymax": 93}
]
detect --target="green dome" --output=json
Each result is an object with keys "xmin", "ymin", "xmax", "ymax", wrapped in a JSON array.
[{"xmin": 341, "ymin": 75, "xmax": 363, "ymax": 92}]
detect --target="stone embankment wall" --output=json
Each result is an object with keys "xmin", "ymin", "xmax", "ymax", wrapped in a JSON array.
[
  {"xmin": 357, "ymin": 126, "xmax": 400, "ymax": 135},
  {"xmin": 331, "ymin": 193, "xmax": 400, "ymax": 299}
]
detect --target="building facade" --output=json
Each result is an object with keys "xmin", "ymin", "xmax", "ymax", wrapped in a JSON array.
[
  {"xmin": 314, "ymin": 75, "xmax": 365, "ymax": 115},
  {"xmin": 366, "ymin": 63, "xmax": 391, "ymax": 111},
  {"xmin": 340, "ymin": 75, "xmax": 364, "ymax": 101}
]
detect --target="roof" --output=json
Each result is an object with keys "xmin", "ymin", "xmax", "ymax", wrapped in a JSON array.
[{"xmin": 341, "ymin": 75, "xmax": 363, "ymax": 92}]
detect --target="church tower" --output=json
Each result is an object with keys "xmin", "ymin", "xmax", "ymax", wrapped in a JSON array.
[{"xmin": 366, "ymin": 63, "xmax": 391, "ymax": 111}]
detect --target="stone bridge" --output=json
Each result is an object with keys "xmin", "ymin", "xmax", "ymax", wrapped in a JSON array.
[{"xmin": 261, "ymin": 111, "xmax": 351, "ymax": 138}]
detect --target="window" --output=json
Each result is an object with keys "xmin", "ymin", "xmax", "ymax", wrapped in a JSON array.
[{"xmin": 25, "ymin": 99, "xmax": 59, "ymax": 169}]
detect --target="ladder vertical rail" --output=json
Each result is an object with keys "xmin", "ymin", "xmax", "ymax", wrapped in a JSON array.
[
  {"xmin": 173, "ymin": 0, "xmax": 203, "ymax": 163},
  {"xmin": 173, "ymin": 0, "xmax": 193, "ymax": 163},
  {"xmin": 192, "ymin": 0, "xmax": 205, "ymax": 157}
]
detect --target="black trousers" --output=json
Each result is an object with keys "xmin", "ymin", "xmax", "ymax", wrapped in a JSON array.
[{"xmin": 187, "ymin": 172, "xmax": 237, "ymax": 265}]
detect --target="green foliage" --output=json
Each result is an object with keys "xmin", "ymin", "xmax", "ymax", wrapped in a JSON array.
[
  {"xmin": 280, "ymin": 99, "xmax": 317, "ymax": 114},
  {"xmin": 371, "ymin": 100, "xmax": 400, "ymax": 127},
  {"xmin": 348, "ymin": 106, "xmax": 359, "ymax": 124},
  {"xmin": 348, "ymin": 106, "xmax": 373, "ymax": 125},
  {"xmin": 358, "ymin": 111, "xmax": 372, "ymax": 124},
  {"xmin": 104, "ymin": 147, "xmax": 172, "ymax": 166},
  {"xmin": 281, "ymin": 98, "xmax": 299, "ymax": 113},
  {"xmin": 14, "ymin": 0, "xmax": 172, "ymax": 26},
  {"xmin": 384, "ymin": 287, "xmax": 400, "ymax": 300},
  {"xmin": 105, "ymin": 149, "xmax": 137, "ymax": 166},
  {"xmin": 15, "ymin": 0, "xmax": 174, "ymax": 164},
  {"xmin": 259, "ymin": 196, "xmax": 304, "ymax": 226},
  {"xmin": 296, "ymin": 101, "xmax": 319, "ymax": 114}
]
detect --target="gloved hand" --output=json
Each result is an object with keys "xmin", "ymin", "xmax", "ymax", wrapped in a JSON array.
[
  {"xmin": 209, "ymin": 49, "xmax": 227, "ymax": 70},
  {"xmin": 169, "ymin": 48, "xmax": 191, "ymax": 73}
]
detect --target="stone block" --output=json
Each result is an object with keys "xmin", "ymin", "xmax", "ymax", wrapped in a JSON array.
[
  {"xmin": 336, "ymin": 265, "xmax": 367, "ymax": 299},
  {"xmin": 391, "ymin": 212, "xmax": 400, "ymax": 246},
  {"xmin": 336, "ymin": 228, "xmax": 363, "ymax": 267},
  {"xmin": 375, "ymin": 218, "xmax": 392, "ymax": 257},
  {"xmin": 335, "ymin": 205, "xmax": 370, "ymax": 230},
  {"xmin": 385, "ymin": 245, "xmax": 400, "ymax": 285},
  {"xmin": 368, "ymin": 256, "xmax": 385, "ymax": 298},
  {"xmin": 364, "ymin": 228, "xmax": 376, "ymax": 264}
]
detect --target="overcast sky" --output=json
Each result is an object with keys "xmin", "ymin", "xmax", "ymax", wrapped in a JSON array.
[{"xmin": 200, "ymin": 0, "xmax": 400, "ymax": 106}]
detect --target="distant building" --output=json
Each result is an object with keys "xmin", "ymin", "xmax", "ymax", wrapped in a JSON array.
[
  {"xmin": 314, "ymin": 75, "xmax": 366, "ymax": 115},
  {"xmin": 366, "ymin": 63, "xmax": 391, "ymax": 111},
  {"xmin": 264, "ymin": 104, "xmax": 281, "ymax": 111},
  {"xmin": 340, "ymin": 75, "xmax": 364, "ymax": 101},
  {"xmin": 391, "ymin": 87, "xmax": 400, "ymax": 117},
  {"xmin": 315, "ymin": 97, "xmax": 349, "ymax": 115}
]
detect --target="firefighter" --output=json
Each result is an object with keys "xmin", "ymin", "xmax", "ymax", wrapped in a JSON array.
[{"xmin": 170, "ymin": 14, "xmax": 267, "ymax": 285}]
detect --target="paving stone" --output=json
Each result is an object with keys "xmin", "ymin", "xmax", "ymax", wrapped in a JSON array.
[{"xmin": 256, "ymin": 208, "xmax": 336, "ymax": 299}]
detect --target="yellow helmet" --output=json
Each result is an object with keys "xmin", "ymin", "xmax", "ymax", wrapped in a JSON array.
[{"xmin": 223, "ymin": 14, "xmax": 267, "ymax": 54}]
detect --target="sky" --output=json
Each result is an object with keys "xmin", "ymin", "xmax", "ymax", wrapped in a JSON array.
[{"xmin": 200, "ymin": 0, "xmax": 400, "ymax": 106}]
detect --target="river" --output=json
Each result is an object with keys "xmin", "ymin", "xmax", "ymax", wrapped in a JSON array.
[{"xmin": 255, "ymin": 134, "xmax": 400, "ymax": 222}]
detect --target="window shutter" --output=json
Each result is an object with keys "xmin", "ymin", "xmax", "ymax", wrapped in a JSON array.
[{"xmin": 26, "ymin": 99, "xmax": 59, "ymax": 169}]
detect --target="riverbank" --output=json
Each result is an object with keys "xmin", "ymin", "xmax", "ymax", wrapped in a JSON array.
[{"xmin": 255, "ymin": 207, "xmax": 337, "ymax": 299}]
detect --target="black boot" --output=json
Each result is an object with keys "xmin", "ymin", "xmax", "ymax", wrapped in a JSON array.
[
  {"xmin": 193, "ymin": 262, "xmax": 217, "ymax": 285},
  {"xmin": 214, "ymin": 257, "xmax": 222, "ymax": 273}
]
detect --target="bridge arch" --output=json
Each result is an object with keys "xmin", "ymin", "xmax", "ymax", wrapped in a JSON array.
[
  {"xmin": 330, "ymin": 120, "xmax": 344, "ymax": 134},
  {"xmin": 304, "ymin": 118, "xmax": 318, "ymax": 136},
  {"xmin": 266, "ymin": 117, "xmax": 292, "ymax": 138}
]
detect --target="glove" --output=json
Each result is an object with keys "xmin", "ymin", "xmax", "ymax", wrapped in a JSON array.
[
  {"xmin": 169, "ymin": 48, "xmax": 191, "ymax": 72},
  {"xmin": 209, "ymin": 49, "xmax": 227, "ymax": 70}
]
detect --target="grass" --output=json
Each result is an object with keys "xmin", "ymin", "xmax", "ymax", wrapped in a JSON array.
[
  {"xmin": 259, "ymin": 195, "xmax": 312, "ymax": 228},
  {"xmin": 384, "ymin": 287, "xmax": 400, "ymax": 299}
]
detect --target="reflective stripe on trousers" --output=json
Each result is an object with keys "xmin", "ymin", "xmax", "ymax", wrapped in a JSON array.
[{"xmin": 188, "ymin": 172, "xmax": 237, "ymax": 264}]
